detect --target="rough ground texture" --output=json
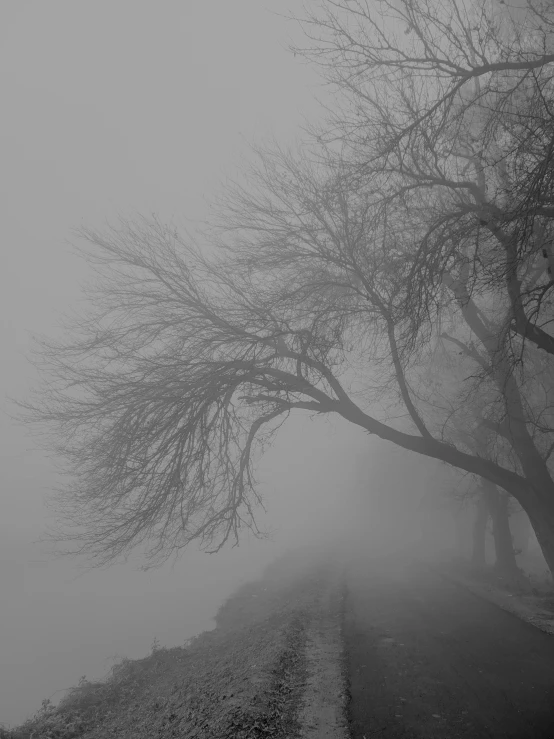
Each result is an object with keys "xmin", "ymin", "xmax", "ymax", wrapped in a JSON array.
[
  {"xmin": 297, "ymin": 567, "xmax": 349, "ymax": 739},
  {"xmin": 344, "ymin": 553, "xmax": 554, "ymax": 739},
  {"xmin": 1, "ymin": 548, "xmax": 347, "ymax": 739}
]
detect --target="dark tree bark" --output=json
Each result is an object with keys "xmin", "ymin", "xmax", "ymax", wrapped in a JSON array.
[
  {"xmin": 524, "ymin": 499, "xmax": 554, "ymax": 580},
  {"xmin": 482, "ymin": 482, "xmax": 518, "ymax": 576},
  {"xmin": 511, "ymin": 511, "xmax": 532, "ymax": 557},
  {"xmin": 472, "ymin": 495, "xmax": 489, "ymax": 569}
]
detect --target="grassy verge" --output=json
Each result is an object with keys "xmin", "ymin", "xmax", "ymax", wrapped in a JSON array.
[
  {"xmin": 435, "ymin": 557, "xmax": 554, "ymax": 637},
  {"xmin": 1, "ymin": 549, "xmax": 333, "ymax": 739}
]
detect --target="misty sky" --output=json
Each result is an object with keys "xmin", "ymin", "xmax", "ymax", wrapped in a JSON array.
[{"xmin": 0, "ymin": 1, "xmax": 453, "ymax": 728}]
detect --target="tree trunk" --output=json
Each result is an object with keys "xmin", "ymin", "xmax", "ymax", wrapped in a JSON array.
[
  {"xmin": 472, "ymin": 495, "xmax": 488, "ymax": 569},
  {"xmin": 492, "ymin": 494, "xmax": 518, "ymax": 575},
  {"xmin": 345, "ymin": 399, "xmax": 554, "ymax": 579},
  {"xmin": 482, "ymin": 481, "xmax": 518, "ymax": 576},
  {"xmin": 510, "ymin": 510, "xmax": 531, "ymax": 557},
  {"xmin": 524, "ymin": 500, "xmax": 554, "ymax": 579}
]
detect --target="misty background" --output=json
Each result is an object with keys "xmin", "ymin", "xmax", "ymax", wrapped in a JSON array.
[{"xmin": 0, "ymin": 2, "xmax": 455, "ymax": 727}]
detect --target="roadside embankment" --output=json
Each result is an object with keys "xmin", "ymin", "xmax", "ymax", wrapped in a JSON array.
[
  {"xmin": 434, "ymin": 559, "xmax": 554, "ymax": 637},
  {"xmin": 1, "ymin": 546, "xmax": 348, "ymax": 739}
]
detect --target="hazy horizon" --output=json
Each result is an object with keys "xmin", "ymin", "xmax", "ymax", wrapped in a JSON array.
[
  {"xmin": 0, "ymin": 1, "xmax": 463, "ymax": 728},
  {"xmin": 1, "ymin": 1, "xmax": 324, "ymax": 725}
]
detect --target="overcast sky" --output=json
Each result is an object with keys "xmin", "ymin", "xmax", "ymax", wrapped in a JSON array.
[
  {"xmin": 0, "ymin": 1, "xmax": 457, "ymax": 728},
  {"xmin": 0, "ymin": 1, "xmax": 371, "ymax": 727}
]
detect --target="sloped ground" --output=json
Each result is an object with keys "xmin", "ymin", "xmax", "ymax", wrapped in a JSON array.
[{"xmin": 1, "ymin": 547, "xmax": 347, "ymax": 739}]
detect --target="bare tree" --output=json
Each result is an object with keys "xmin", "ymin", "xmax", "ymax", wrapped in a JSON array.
[
  {"xmin": 289, "ymin": 0, "xmax": 554, "ymax": 570},
  {"xmin": 21, "ymin": 0, "xmax": 554, "ymax": 573},
  {"xmin": 19, "ymin": 157, "xmax": 551, "ymax": 571},
  {"xmin": 296, "ymin": 0, "xmax": 554, "ymax": 356},
  {"xmin": 472, "ymin": 492, "xmax": 489, "ymax": 569},
  {"xmin": 468, "ymin": 482, "xmax": 519, "ymax": 577}
]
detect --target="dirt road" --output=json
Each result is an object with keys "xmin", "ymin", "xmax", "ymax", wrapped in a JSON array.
[{"xmin": 343, "ymin": 555, "xmax": 554, "ymax": 738}]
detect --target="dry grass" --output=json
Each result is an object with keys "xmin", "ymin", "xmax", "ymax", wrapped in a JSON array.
[{"xmin": 1, "ymin": 548, "xmax": 332, "ymax": 739}]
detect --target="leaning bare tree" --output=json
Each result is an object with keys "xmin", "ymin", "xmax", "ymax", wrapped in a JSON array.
[
  {"xmin": 290, "ymin": 0, "xmax": 554, "ymax": 570},
  {"xmin": 22, "ymin": 0, "xmax": 554, "ymax": 573}
]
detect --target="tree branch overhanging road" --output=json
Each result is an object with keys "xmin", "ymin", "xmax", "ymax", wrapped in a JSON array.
[{"xmin": 21, "ymin": 0, "xmax": 554, "ymax": 576}]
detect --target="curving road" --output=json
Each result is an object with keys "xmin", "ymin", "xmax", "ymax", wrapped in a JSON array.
[{"xmin": 343, "ymin": 555, "xmax": 554, "ymax": 738}]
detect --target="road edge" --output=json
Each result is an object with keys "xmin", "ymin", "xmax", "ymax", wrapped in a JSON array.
[
  {"xmin": 435, "ymin": 566, "xmax": 554, "ymax": 637},
  {"xmin": 296, "ymin": 565, "xmax": 350, "ymax": 739}
]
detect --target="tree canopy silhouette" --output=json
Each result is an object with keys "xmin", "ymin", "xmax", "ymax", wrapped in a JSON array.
[{"xmin": 23, "ymin": 0, "xmax": 554, "ymax": 571}]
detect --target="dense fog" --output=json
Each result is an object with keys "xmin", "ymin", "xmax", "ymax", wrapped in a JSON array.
[
  {"xmin": 0, "ymin": 1, "xmax": 320, "ymax": 725},
  {"xmin": 2, "ymin": 0, "xmax": 551, "ymax": 731},
  {"xmin": 0, "ymin": 410, "xmax": 369, "ymax": 726},
  {"xmin": 0, "ymin": 2, "xmax": 397, "ymax": 726}
]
